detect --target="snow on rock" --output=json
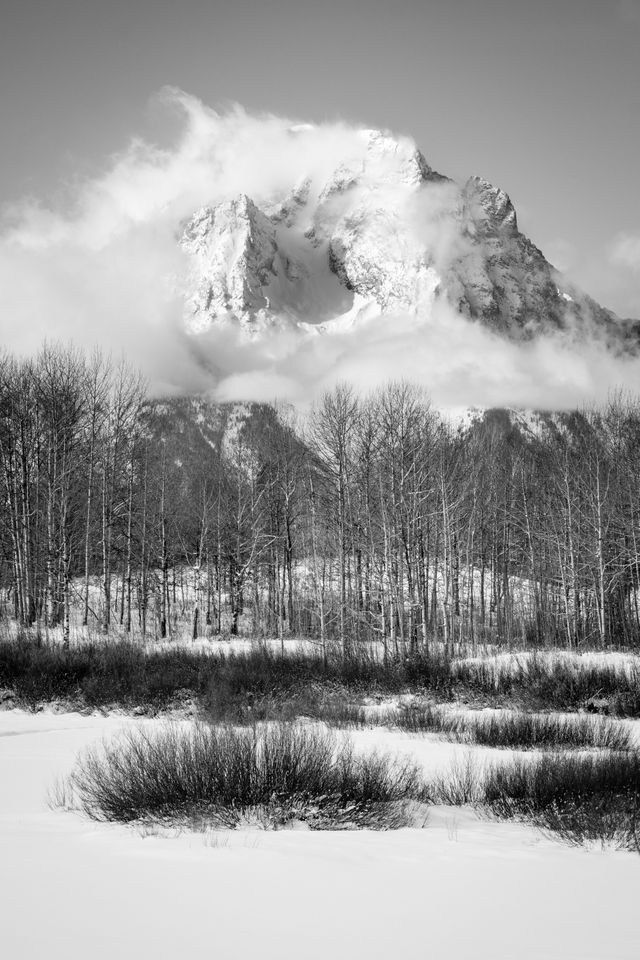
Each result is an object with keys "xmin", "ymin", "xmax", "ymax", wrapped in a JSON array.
[
  {"xmin": 325, "ymin": 204, "xmax": 442, "ymax": 312},
  {"xmin": 181, "ymin": 195, "xmax": 291, "ymax": 333},
  {"xmin": 463, "ymin": 175, "xmax": 519, "ymax": 236}
]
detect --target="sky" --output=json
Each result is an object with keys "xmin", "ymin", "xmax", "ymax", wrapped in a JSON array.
[
  {"xmin": 1, "ymin": 0, "xmax": 638, "ymax": 317},
  {"xmin": 0, "ymin": 0, "xmax": 639, "ymax": 406}
]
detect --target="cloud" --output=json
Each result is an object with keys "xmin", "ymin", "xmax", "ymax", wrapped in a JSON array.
[
  {"xmin": 204, "ymin": 305, "xmax": 640, "ymax": 412},
  {"xmin": 1, "ymin": 89, "xmax": 639, "ymax": 411},
  {"xmin": 610, "ymin": 233, "xmax": 640, "ymax": 273}
]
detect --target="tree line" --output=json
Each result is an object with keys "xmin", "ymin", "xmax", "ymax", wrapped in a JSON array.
[{"xmin": 2, "ymin": 344, "xmax": 640, "ymax": 652}]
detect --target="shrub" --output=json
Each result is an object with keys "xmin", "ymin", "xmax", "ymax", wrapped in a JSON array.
[
  {"xmin": 68, "ymin": 721, "xmax": 426, "ymax": 830},
  {"xmin": 429, "ymin": 749, "xmax": 640, "ymax": 850},
  {"xmin": 380, "ymin": 703, "xmax": 633, "ymax": 751},
  {"xmin": 482, "ymin": 750, "xmax": 640, "ymax": 849},
  {"xmin": 452, "ymin": 653, "xmax": 640, "ymax": 715},
  {"xmin": 483, "ymin": 750, "xmax": 640, "ymax": 811},
  {"xmin": 0, "ymin": 636, "xmax": 213, "ymax": 709},
  {"xmin": 467, "ymin": 711, "xmax": 632, "ymax": 750},
  {"xmin": 202, "ymin": 646, "xmax": 453, "ymax": 721},
  {"xmin": 427, "ymin": 753, "xmax": 486, "ymax": 805}
]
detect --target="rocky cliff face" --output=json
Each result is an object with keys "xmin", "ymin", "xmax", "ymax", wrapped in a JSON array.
[{"xmin": 179, "ymin": 126, "xmax": 636, "ymax": 346}]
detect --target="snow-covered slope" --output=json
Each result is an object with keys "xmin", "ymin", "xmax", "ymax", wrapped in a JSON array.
[{"xmin": 179, "ymin": 126, "xmax": 638, "ymax": 346}]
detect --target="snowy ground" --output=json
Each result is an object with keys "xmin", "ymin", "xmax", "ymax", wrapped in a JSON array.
[{"xmin": 2, "ymin": 710, "xmax": 639, "ymax": 959}]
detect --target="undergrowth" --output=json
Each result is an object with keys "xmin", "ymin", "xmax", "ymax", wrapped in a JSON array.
[
  {"xmin": 2, "ymin": 634, "xmax": 639, "ymax": 718},
  {"xmin": 0, "ymin": 636, "xmax": 212, "ymax": 710}
]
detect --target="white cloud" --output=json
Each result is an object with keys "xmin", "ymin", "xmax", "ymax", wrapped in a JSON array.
[{"xmin": 205, "ymin": 306, "xmax": 640, "ymax": 411}]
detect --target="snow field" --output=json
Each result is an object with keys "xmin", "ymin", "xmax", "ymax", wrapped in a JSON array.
[{"xmin": 1, "ymin": 709, "xmax": 639, "ymax": 960}]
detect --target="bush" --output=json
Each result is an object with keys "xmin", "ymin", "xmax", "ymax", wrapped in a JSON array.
[
  {"xmin": 483, "ymin": 749, "xmax": 640, "ymax": 809},
  {"xmin": 428, "ymin": 749, "xmax": 640, "ymax": 850},
  {"xmin": 483, "ymin": 750, "xmax": 640, "ymax": 849},
  {"xmin": 389, "ymin": 705, "xmax": 632, "ymax": 750},
  {"xmin": 452, "ymin": 653, "xmax": 640, "ymax": 715},
  {"xmin": 467, "ymin": 711, "xmax": 632, "ymax": 750},
  {"xmin": 427, "ymin": 753, "xmax": 485, "ymax": 805},
  {"xmin": 68, "ymin": 721, "xmax": 426, "ymax": 830}
]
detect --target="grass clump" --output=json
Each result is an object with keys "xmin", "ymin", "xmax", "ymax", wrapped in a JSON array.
[{"xmin": 68, "ymin": 721, "xmax": 425, "ymax": 831}]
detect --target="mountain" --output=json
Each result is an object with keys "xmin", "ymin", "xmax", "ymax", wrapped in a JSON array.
[
  {"xmin": 143, "ymin": 396, "xmax": 304, "ymax": 486},
  {"xmin": 179, "ymin": 127, "xmax": 639, "ymax": 347}
]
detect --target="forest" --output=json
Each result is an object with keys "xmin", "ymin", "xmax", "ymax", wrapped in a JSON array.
[{"xmin": 2, "ymin": 343, "xmax": 640, "ymax": 652}]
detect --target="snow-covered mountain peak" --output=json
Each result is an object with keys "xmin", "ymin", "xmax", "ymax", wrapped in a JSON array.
[
  {"xmin": 316, "ymin": 128, "xmax": 443, "ymax": 205},
  {"xmin": 357, "ymin": 128, "xmax": 442, "ymax": 187},
  {"xmin": 177, "ymin": 124, "xmax": 636, "ymax": 347}
]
